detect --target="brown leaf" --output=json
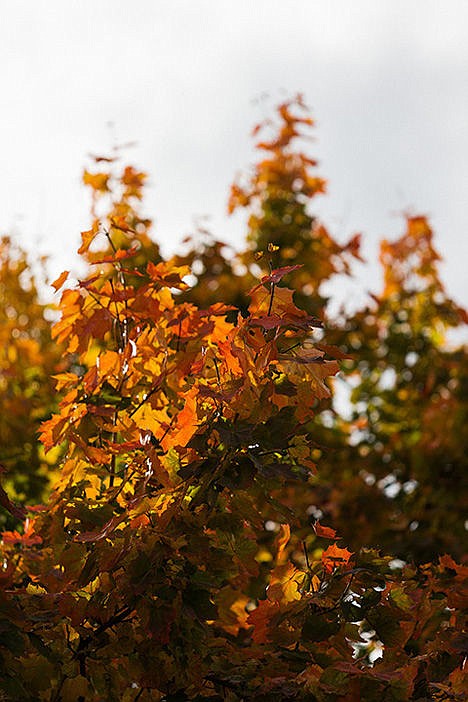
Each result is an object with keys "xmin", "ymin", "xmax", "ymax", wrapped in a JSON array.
[{"xmin": 314, "ymin": 521, "xmax": 338, "ymax": 539}]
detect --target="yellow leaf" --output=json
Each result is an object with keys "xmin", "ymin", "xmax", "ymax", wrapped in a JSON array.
[
  {"xmin": 132, "ymin": 405, "xmax": 170, "ymax": 437},
  {"xmin": 82, "ymin": 170, "xmax": 109, "ymax": 192},
  {"xmin": 267, "ymin": 562, "xmax": 302, "ymax": 604}
]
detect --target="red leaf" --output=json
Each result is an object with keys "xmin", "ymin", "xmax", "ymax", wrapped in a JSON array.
[
  {"xmin": 78, "ymin": 274, "xmax": 102, "ymax": 289},
  {"xmin": 2, "ymin": 521, "xmax": 42, "ymax": 546},
  {"xmin": 345, "ymin": 232, "xmax": 364, "ymax": 261},
  {"xmin": 74, "ymin": 514, "xmax": 125, "ymax": 543},
  {"xmin": 249, "ymin": 265, "xmax": 304, "ymax": 293},
  {"xmin": 249, "ymin": 313, "xmax": 323, "ymax": 331}
]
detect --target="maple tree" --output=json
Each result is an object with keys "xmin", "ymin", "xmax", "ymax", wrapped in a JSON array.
[
  {"xmin": 0, "ymin": 98, "xmax": 466, "ymax": 701},
  {"xmin": 179, "ymin": 97, "xmax": 467, "ymax": 568},
  {"xmin": 228, "ymin": 97, "xmax": 362, "ymax": 311},
  {"xmin": 311, "ymin": 216, "xmax": 468, "ymax": 565}
]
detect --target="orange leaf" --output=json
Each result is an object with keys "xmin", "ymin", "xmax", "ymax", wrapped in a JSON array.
[
  {"xmin": 162, "ymin": 386, "xmax": 199, "ymax": 451},
  {"xmin": 275, "ymin": 524, "xmax": 291, "ymax": 564},
  {"xmin": 130, "ymin": 514, "xmax": 150, "ymax": 529},
  {"xmin": 97, "ymin": 350, "xmax": 121, "ymax": 378},
  {"xmin": 78, "ymin": 228, "xmax": 98, "ymax": 255},
  {"xmin": 322, "ymin": 543, "xmax": 353, "ymax": 574},
  {"xmin": 110, "ymin": 216, "xmax": 136, "ymax": 234},
  {"xmin": 2, "ymin": 520, "xmax": 41, "ymax": 546},
  {"xmin": 247, "ymin": 599, "xmax": 281, "ymax": 643},
  {"xmin": 147, "ymin": 261, "xmax": 190, "ymax": 289},
  {"xmin": 51, "ymin": 270, "xmax": 69, "ymax": 292},
  {"xmin": 93, "ymin": 245, "xmax": 139, "ymax": 265}
]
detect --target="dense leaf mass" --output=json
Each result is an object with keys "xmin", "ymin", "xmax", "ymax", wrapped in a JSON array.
[{"xmin": 0, "ymin": 97, "xmax": 466, "ymax": 701}]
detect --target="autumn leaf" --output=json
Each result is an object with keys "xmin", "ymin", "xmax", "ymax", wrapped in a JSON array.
[
  {"xmin": 275, "ymin": 523, "xmax": 291, "ymax": 563},
  {"xmin": 314, "ymin": 521, "xmax": 338, "ymax": 540},
  {"xmin": 110, "ymin": 216, "xmax": 136, "ymax": 234},
  {"xmin": 216, "ymin": 587, "xmax": 250, "ymax": 635},
  {"xmin": 121, "ymin": 165, "xmax": 146, "ymax": 189},
  {"xmin": 247, "ymin": 599, "xmax": 281, "ymax": 644},
  {"xmin": 249, "ymin": 312, "xmax": 323, "ymax": 331},
  {"xmin": 322, "ymin": 543, "xmax": 353, "ymax": 573},
  {"xmin": 74, "ymin": 514, "xmax": 126, "ymax": 543},
  {"xmin": 82, "ymin": 170, "xmax": 110, "ymax": 192},
  {"xmin": 260, "ymin": 264, "xmax": 303, "ymax": 286},
  {"xmin": 2, "ymin": 519, "xmax": 41, "ymax": 546},
  {"xmin": 279, "ymin": 345, "xmax": 324, "ymax": 364},
  {"xmin": 161, "ymin": 385, "xmax": 199, "ymax": 451},
  {"xmin": 267, "ymin": 562, "xmax": 302, "ymax": 604},
  {"xmin": 78, "ymin": 226, "xmax": 98, "ymax": 255},
  {"xmin": 147, "ymin": 261, "xmax": 190, "ymax": 289},
  {"xmin": 93, "ymin": 245, "xmax": 139, "ymax": 264},
  {"xmin": 130, "ymin": 514, "xmax": 150, "ymax": 529},
  {"xmin": 51, "ymin": 270, "xmax": 69, "ymax": 292}
]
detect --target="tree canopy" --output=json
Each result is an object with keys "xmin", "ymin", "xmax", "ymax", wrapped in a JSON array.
[{"xmin": 0, "ymin": 96, "xmax": 466, "ymax": 701}]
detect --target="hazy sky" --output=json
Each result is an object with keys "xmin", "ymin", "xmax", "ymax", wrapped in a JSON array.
[{"xmin": 1, "ymin": 1, "xmax": 467, "ymax": 308}]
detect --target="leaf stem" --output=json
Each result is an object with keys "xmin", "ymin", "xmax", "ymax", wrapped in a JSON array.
[{"xmin": 267, "ymin": 282, "xmax": 276, "ymax": 316}]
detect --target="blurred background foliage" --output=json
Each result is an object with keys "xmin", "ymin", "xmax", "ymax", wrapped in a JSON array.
[{"xmin": 0, "ymin": 237, "xmax": 64, "ymax": 527}]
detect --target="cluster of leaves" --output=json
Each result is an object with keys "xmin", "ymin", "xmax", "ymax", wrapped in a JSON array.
[
  {"xmin": 1, "ymin": 237, "xmax": 465, "ymax": 701},
  {"xmin": 0, "ymin": 96, "xmax": 466, "ymax": 700},
  {"xmin": 175, "ymin": 96, "xmax": 361, "ymax": 317}
]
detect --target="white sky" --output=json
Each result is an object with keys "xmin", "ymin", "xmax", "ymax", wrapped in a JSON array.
[{"xmin": 1, "ymin": 1, "xmax": 467, "ymax": 308}]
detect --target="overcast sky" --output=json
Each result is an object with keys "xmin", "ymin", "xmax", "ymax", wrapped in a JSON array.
[{"xmin": 1, "ymin": 1, "xmax": 467, "ymax": 309}]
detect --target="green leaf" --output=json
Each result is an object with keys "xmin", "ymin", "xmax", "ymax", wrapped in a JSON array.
[{"xmin": 389, "ymin": 587, "xmax": 413, "ymax": 612}]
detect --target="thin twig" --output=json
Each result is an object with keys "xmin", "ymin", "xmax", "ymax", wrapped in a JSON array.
[{"xmin": 302, "ymin": 540, "xmax": 311, "ymax": 571}]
